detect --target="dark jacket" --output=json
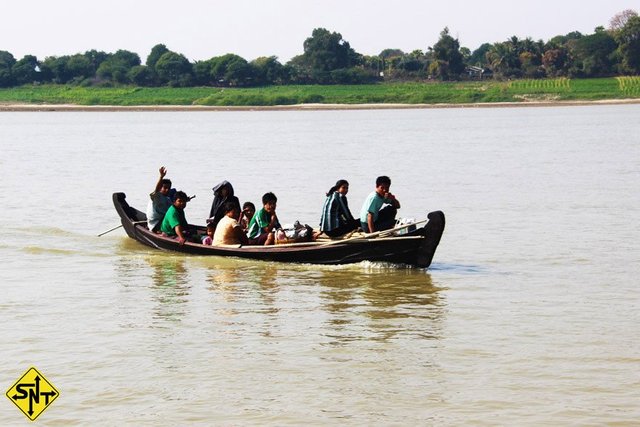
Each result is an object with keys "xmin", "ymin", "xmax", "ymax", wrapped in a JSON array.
[{"xmin": 208, "ymin": 181, "xmax": 241, "ymax": 227}]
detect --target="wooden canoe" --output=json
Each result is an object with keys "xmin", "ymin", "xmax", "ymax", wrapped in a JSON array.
[{"xmin": 113, "ymin": 192, "xmax": 444, "ymax": 267}]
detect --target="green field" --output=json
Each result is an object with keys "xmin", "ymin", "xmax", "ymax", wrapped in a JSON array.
[{"xmin": 1, "ymin": 78, "xmax": 639, "ymax": 107}]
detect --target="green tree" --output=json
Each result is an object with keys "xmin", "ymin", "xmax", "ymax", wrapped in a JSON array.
[
  {"xmin": 486, "ymin": 42, "xmax": 520, "ymax": 78},
  {"xmin": 469, "ymin": 43, "xmax": 492, "ymax": 67},
  {"xmin": 302, "ymin": 28, "xmax": 360, "ymax": 71},
  {"xmin": 225, "ymin": 59, "xmax": 254, "ymax": 86},
  {"xmin": 66, "ymin": 54, "xmax": 93, "ymax": 82},
  {"xmin": 615, "ymin": 15, "xmax": 640, "ymax": 74},
  {"xmin": 155, "ymin": 51, "xmax": 193, "ymax": 86},
  {"xmin": 296, "ymin": 28, "xmax": 361, "ymax": 83},
  {"xmin": 96, "ymin": 50, "xmax": 141, "ymax": 83},
  {"xmin": 83, "ymin": 50, "xmax": 109, "ymax": 75},
  {"xmin": 379, "ymin": 49, "xmax": 404, "ymax": 59},
  {"xmin": 571, "ymin": 28, "xmax": 618, "ymax": 76},
  {"xmin": 41, "ymin": 56, "xmax": 73, "ymax": 83},
  {"xmin": 0, "ymin": 50, "xmax": 16, "ymax": 87},
  {"xmin": 208, "ymin": 54, "xmax": 252, "ymax": 86},
  {"xmin": 542, "ymin": 47, "xmax": 570, "ymax": 77},
  {"xmin": 193, "ymin": 59, "xmax": 215, "ymax": 85},
  {"xmin": 146, "ymin": 43, "xmax": 169, "ymax": 68},
  {"xmin": 12, "ymin": 55, "xmax": 39, "ymax": 85},
  {"xmin": 429, "ymin": 27, "xmax": 465, "ymax": 80},
  {"xmin": 128, "ymin": 65, "xmax": 153, "ymax": 86},
  {"xmin": 251, "ymin": 56, "xmax": 285, "ymax": 85}
]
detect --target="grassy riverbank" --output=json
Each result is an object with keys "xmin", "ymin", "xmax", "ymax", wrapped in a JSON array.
[{"xmin": 1, "ymin": 77, "xmax": 640, "ymax": 107}]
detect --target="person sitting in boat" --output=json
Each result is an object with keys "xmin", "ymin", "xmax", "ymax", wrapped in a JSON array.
[
  {"xmin": 146, "ymin": 166, "xmax": 173, "ymax": 233},
  {"xmin": 212, "ymin": 202, "xmax": 249, "ymax": 246},
  {"xmin": 238, "ymin": 201, "xmax": 256, "ymax": 233},
  {"xmin": 201, "ymin": 223, "xmax": 215, "ymax": 245},
  {"xmin": 319, "ymin": 179, "xmax": 360, "ymax": 238},
  {"xmin": 246, "ymin": 192, "xmax": 280, "ymax": 245},
  {"xmin": 160, "ymin": 191, "xmax": 191, "ymax": 245},
  {"xmin": 359, "ymin": 175, "xmax": 401, "ymax": 233},
  {"xmin": 207, "ymin": 181, "xmax": 241, "ymax": 229}
]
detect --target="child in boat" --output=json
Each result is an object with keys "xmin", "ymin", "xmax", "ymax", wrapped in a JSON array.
[
  {"xmin": 146, "ymin": 166, "xmax": 173, "ymax": 232},
  {"xmin": 212, "ymin": 202, "xmax": 249, "ymax": 246},
  {"xmin": 160, "ymin": 191, "xmax": 191, "ymax": 245},
  {"xmin": 359, "ymin": 175, "xmax": 401, "ymax": 233},
  {"xmin": 320, "ymin": 179, "xmax": 360, "ymax": 238},
  {"xmin": 201, "ymin": 223, "xmax": 215, "ymax": 245},
  {"xmin": 246, "ymin": 192, "xmax": 280, "ymax": 246},
  {"xmin": 238, "ymin": 201, "xmax": 256, "ymax": 232}
]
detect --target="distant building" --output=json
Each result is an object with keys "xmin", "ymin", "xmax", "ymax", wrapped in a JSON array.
[{"xmin": 466, "ymin": 66, "xmax": 491, "ymax": 79}]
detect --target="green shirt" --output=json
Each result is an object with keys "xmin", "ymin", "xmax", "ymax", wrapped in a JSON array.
[
  {"xmin": 359, "ymin": 191, "xmax": 388, "ymax": 223},
  {"xmin": 247, "ymin": 208, "xmax": 270, "ymax": 239},
  {"xmin": 246, "ymin": 208, "xmax": 280, "ymax": 239},
  {"xmin": 160, "ymin": 205, "xmax": 187, "ymax": 236}
]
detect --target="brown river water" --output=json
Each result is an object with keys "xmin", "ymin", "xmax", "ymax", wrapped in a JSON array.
[{"xmin": 1, "ymin": 106, "xmax": 638, "ymax": 425}]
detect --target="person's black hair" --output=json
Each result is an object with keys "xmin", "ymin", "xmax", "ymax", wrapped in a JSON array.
[
  {"xmin": 174, "ymin": 191, "xmax": 188, "ymax": 201},
  {"xmin": 161, "ymin": 178, "xmax": 172, "ymax": 188},
  {"xmin": 326, "ymin": 179, "xmax": 349, "ymax": 196},
  {"xmin": 223, "ymin": 201, "xmax": 238, "ymax": 213},
  {"xmin": 376, "ymin": 176, "xmax": 391, "ymax": 187},
  {"xmin": 206, "ymin": 223, "xmax": 215, "ymax": 230},
  {"xmin": 262, "ymin": 192, "xmax": 277, "ymax": 204},
  {"xmin": 242, "ymin": 201, "xmax": 256, "ymax": 211}
]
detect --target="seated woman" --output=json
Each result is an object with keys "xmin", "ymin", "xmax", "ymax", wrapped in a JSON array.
[
  {"xmin": 319, "ymin": 179, "xmax": 360, "ymax": 238},
  {"xmin": 207, "ymin": 181, "xmax": 241, "ymax": 228},
  {"xmin": 212, "ymin": 202, "xmax": 248, "ymax": 246}
]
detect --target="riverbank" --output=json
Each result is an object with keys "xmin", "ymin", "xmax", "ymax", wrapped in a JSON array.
[
  {"xmin": 1, "ymin": 78, "xmax": 639, "ymax": 110},
  {"xmin": 2, "ymin": 98, "xmax": 640, "ymax": 112}
]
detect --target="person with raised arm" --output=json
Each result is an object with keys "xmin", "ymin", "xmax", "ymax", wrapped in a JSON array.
[{"xmin": 146, "ymin": 166, "xmax": 174, "ymax": 233}]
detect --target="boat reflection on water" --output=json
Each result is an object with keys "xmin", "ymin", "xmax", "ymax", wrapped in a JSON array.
[
  {"xmin": 115, "ymin": 238, "xmax": 445, "ymax": 345},
  {"xmin": 192, "ymin": 256, "xmax": 446, "ymax": 344},
  {"xmin": 115, "ymin": 239, "xmax": 192, "ymax": 325},
  {"xmin": 316, "ymin": 264, "xmax": 446, "ymax": 344},
  {"xmin": 144, "ymin": 255, "xmax": 192, "ymax": 324}
]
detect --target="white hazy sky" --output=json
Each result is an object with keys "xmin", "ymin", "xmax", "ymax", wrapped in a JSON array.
[{"xmin": 2, "ymin": 1, "xmax": 636, "ymax": 62}]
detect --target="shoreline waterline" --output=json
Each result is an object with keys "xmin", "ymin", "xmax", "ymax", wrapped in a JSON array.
[{"xmin": 1, "ymin": 98, "xmax": 640, "ymax": 112}]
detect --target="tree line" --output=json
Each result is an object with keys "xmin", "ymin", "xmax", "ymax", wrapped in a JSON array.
[{"xmin": 0, "ymin": 10, "xmax": 639, "ymax": 88}]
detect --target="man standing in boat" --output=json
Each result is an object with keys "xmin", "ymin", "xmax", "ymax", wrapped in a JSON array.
[{"xmin": 359, "ymin": 176, "xmax": 401, "ymax": 233}]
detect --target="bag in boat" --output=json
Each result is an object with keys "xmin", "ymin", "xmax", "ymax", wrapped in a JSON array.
[
  {"xmin": 275, "ymin": 221, "xmax": 313, "ymax": 244},
  {"xmin": 394, "ymin": 217, "xmax": 417, "ymax": 235}
]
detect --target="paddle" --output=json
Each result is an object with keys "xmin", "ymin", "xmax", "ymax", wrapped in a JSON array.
[
  {"xmin": 98, "ymin": 220, "xmax": 146, "ymax": 237},
  {"xmin": 313, "ymin": 219, "xmax": 429, "ymax": 247}
]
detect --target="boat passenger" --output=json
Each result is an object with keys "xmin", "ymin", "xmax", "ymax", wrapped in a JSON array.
[
  {"xmin": 320, "ymin": 179, "xmax": 360, "ymax": 237},
  {"xmin": 207, "ymin": 181, "xmax": 241, "ymax": 228},
  {"xmin": 359, "ymin": 175, "xmax": 401, "ymax": 233},
  {"xmin": 146, "ymin": 166, "xmax": 173, "ymax": 232},
  {"xmin": 160, "ymin": 191, "xmax": 191, "ymax": 245},
  {"xmin": 246, "ymin": 192, "xmax": 280, "ymax": 246},
  {"xmin": 201, "ymin": 223, "xmax": 215, "ymax": 245},
  {"xmin": 238, "ymin": 201, "xmax": 256, "ymax": 232},
  {"xmin": 212, "ymin": 202, "xmax": 249, "ymax": 246}
]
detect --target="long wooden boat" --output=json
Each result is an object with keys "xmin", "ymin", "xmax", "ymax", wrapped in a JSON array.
[{"xmin": 113, "ymin": 192, "xmax": 445, "ymax": 267}]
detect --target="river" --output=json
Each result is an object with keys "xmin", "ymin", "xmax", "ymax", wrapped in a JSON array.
[{"xmin": 1, "ymin": 105, "xmax": 638, "ymax": 425}]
